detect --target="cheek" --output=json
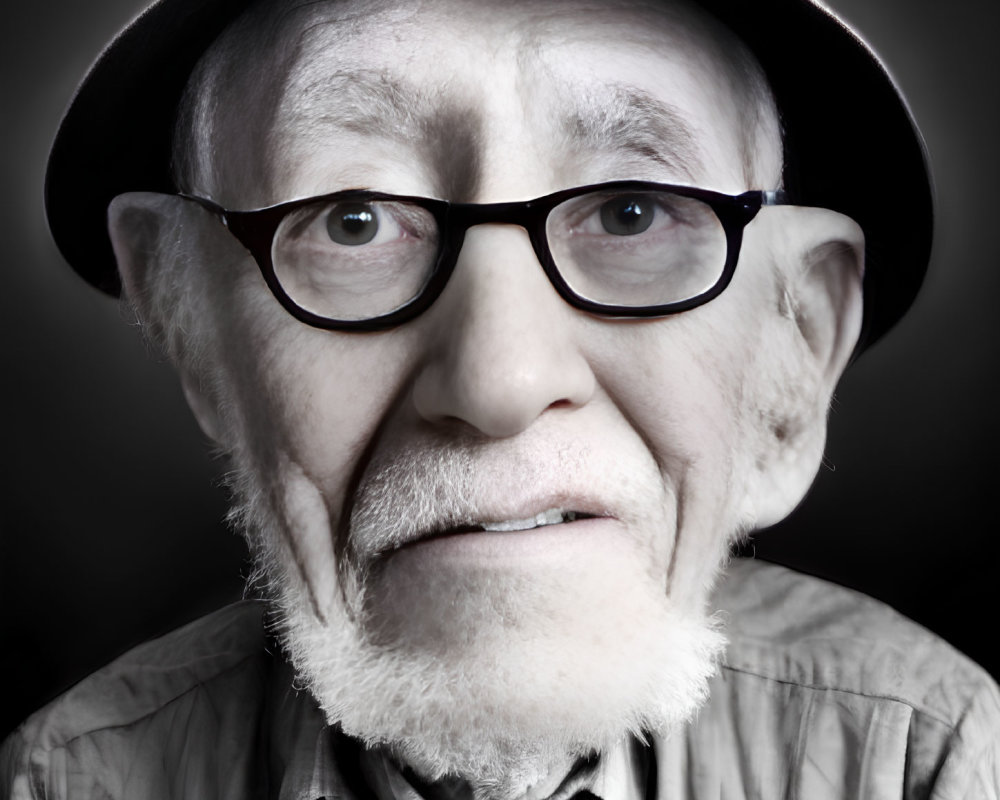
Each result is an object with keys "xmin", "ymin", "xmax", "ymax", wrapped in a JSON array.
[
  {"xmin": 589, "ymin": 294, "xmax": 770, "ymax": 608},
  {"xmin": 211, "ymin": 272, "xmax": 419, "ymax": 526},
  {"xmin": 594, "ymin": 313, "xmax": 761, "ymax": 482}
]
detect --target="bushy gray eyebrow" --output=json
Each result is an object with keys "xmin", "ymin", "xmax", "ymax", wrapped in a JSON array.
[
  {"xmin": 561, "ymin": 84, "xmax": 704, "ymax": 180},
  {"xmin": 280, "ymin": 69, "xmax": 482, "ymax": 199},
  {"xmin": 288, "ymin": 71, "xmax": 423, "ymax": 139}
]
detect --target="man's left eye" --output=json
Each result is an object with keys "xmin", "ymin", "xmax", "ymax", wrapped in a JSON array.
[
  {"xmin": 326, "ymin": 202, "xmax": 381, "ymax": 245},
  {"xmin": 570, "ymin": 192, "xmax": 681, "ymax": 239}
]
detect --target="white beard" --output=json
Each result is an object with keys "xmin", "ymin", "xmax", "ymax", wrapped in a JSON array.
[{"xmin": 228, "ymin": 436, "xmax": 727, "ymax": 800}]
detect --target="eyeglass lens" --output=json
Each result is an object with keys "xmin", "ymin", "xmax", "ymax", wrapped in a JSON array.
[
  {"xmin": 545, "ymin": 188, "xmax": 727, "ymax": 308},
  {"xmin": 272, "ymin": 199, "xmax": 441, "ymax": 320},
  {"xmin": 270, "ymin": 188, "xmax": 727, "ymax": 321}
]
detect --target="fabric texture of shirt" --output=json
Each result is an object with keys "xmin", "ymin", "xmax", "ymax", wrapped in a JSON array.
[{"xmin": 3, "ymin": 558, "xmax": 999, "ymax": 799}]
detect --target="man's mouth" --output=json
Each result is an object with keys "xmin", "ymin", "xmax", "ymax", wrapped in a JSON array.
[
  {"xmin": 371, "ymin": 503, "xmax": 628, "ymax": 571},
  {"xmin": 410, "ymin": 508, "xmax": 600, "ymax": 544},
  {"xmin": 478, "ymin": 507, "xmax": 595, "ymax": 532}
]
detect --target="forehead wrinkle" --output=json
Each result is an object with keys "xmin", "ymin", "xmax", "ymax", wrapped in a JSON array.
[
  {"xmin": 560, "ymin": 83, "xmax": 704, "ymax": 182},
  {"xmin": 275, "ymin": 63, "xmax": 482, "ymax": 199}
]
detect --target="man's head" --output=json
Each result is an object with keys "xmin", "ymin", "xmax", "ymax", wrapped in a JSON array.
[{"xmin": 46, "ymin": 0, "xmax": 895, "ymax": 794}]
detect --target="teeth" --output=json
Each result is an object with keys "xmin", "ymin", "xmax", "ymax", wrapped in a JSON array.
[{"xmin": 481, "ymin": 507, "xmax": 575, "ymax": 532}]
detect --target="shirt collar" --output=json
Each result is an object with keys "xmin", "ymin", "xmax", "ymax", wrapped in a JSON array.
[{"xmin": 338, "ymin": 738, "xmax": 648, "ymax": 800}]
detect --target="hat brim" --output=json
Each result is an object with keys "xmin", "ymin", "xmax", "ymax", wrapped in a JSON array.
[{"xmin": 44, "ymin": 0, "xmax": 932, "ymax": 352}]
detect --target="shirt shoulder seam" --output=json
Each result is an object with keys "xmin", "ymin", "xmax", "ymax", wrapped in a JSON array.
[
  {"xmin": 42, "ymin": 648, "xmax": 267, "ymax": 752},
  {"xmin": 718, "ymin": 662, "xmax": 957, "ymax": 730}
]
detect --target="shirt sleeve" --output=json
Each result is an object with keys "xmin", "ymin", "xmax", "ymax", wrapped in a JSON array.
[{"xmin": 927, "ymin": 677, "xmax": 1000, "ymax": 800}]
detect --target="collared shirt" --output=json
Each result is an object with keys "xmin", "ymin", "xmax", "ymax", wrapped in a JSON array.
[
  {"xmin": 3, "ymin": 559, "xmax": 999, "ymax": 799},
  {"xmin": 359, "ymin": 738, "xmax": 647, "ymax": 800}
]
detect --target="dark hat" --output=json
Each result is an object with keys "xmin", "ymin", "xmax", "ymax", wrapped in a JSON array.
[{"xmin": 45, "ymin": 0, "xmax": 932, "ymax": 352}]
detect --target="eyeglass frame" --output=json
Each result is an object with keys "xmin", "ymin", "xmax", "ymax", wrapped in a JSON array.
[{"xmin": 181, "ymin": 180, "xmax": 791, "ymax": 333}]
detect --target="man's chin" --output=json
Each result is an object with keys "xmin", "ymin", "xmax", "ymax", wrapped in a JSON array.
[
  {"xmin": 361, "ymin": 517, "xmax": 662, "ymax": 650},
  {"xmin": 271, "ymin": 537, "xmax": 726, "ymax": 799}
]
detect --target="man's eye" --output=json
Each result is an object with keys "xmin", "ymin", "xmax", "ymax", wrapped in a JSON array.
[
  {"xmin": 599, "ymin": 196, "xmax": 655, "ymax": 236},
  {"xmin": 326, "ymin": 202, "xmax": 380, "ymax": 245}
]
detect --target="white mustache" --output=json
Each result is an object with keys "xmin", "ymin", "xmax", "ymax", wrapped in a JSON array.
[{"xmin": 344, "ymin": 431, "xmax": 667, "ymax": 568}]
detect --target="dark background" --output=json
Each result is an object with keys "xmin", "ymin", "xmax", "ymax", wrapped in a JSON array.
[{"xmin": 2, "ymin": 0, "xmax": 998, "ymax": 739}]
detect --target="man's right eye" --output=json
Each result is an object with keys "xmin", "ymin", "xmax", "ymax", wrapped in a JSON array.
[
  {"xmin": 276, "ymin": 198, "xmax": 439, "ymax": 263},
  {"xmin": 326, "ymin": 202, "xmax": 380, "ymax": 245}
]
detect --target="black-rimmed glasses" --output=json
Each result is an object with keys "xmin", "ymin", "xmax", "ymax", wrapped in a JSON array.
[{"xmin": 183, "ymin": 181, "xmax": 789, "ymax": 332}]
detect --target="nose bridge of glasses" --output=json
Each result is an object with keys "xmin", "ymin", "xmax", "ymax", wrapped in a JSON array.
[
  {"xmin": 443, "ymin": 199, "xmax": 553, "ymax": 289},
  {"xmin": 448, "ymin": 197, "xmax": 544, "ymax": 235}
]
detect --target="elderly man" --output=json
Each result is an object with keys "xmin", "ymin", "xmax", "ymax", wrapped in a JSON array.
[{"xmin": 3, "ymin": 0, "xmax": 999, "ymax": 797}]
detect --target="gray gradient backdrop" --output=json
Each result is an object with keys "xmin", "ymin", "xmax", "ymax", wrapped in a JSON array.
[{"xmin": 2, "ymin": 0, "xmax": 998, "ymax": 738}]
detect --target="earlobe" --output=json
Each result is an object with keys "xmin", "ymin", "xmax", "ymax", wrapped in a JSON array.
[{"xmin": 180, "ymin": 372, "xmax": 223, "ymax": 443}]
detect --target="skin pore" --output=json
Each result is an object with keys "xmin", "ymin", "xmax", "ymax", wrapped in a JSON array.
[{"xmin": 109, "ymin": 1, "xmax": 864, "ymax": 798}]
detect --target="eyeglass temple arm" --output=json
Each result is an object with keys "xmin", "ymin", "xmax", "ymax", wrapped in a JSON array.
[
  {"xmin": 760, "ymin": 190, "xmax": 791, "ymax": 207},
  {"xmin": 177, "ymin": 193, "xmax": 274, "ymax": 257}
]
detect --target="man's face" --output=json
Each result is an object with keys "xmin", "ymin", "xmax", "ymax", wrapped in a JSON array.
[{"xmin": 135, "ymin": 0, "xmax": 831, "ymax": 790}]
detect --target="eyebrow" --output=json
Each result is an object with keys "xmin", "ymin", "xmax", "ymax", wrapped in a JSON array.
[
  {"xmin": 560, "ymin": 85, "xmax": 705, "ymax": 181},
  {"xmin": 294, "ymin": 71, "xmax": 423, "ymax": 138},
  {"xmin": 282, "ymin": 68, "xmax": 482, "ymax": 199}
]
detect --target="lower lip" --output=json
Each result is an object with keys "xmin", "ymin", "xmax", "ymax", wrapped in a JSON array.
[{"xmin": 387, "ymin": 516, "xmax": 630, "ymax": 568}]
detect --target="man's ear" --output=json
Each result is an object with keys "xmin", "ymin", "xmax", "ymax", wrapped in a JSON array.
[
  {"xmin": 791, "ymin": 234, "xmax": 865, "ymax": 393},
  {"xmin": 109, "ymin": 192, "xmax": 186, "ymax": 329},
  {"xmin": 108, "ymin": 191, "xmax": 224, "ymax": 443},
  {"xmin": 748, "ymin": 208, "xmax": 865, "ymax": 528}
]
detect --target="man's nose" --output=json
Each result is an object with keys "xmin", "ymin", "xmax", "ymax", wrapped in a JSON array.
[{"xmin": 411, "ymin": 225, "xmax": 596, "ymax": 438}]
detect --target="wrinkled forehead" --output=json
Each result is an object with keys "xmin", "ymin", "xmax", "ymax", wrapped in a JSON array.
[{"xmin": 174, "ymin": 0, "xmax": 779, "ymax": 205}]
